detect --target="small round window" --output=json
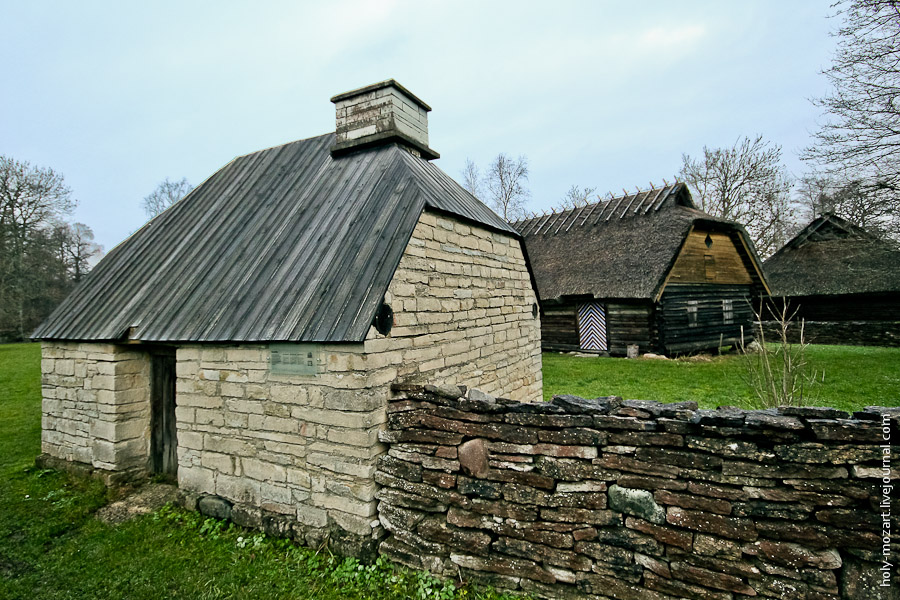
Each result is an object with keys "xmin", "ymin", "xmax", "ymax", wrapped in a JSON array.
[
  {"xmin": 532, "ymin": 303, "xmax": 539, "ymax": 319},
  {"xmin": 373, "ymin": 303, "xmax": 394, "ymax": 336}
]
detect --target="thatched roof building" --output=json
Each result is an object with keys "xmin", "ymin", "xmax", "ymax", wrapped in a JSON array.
[
  {"xmin": 513, "ymin": 184, "xmax": 769, "ymax": 355},
  {"xmin": 762, "ymin": 213, "xmax": 900, "ymax": 346},
  {"xmin": 765, "ymin": 213, "xmax": 900, "ymax": 297}
]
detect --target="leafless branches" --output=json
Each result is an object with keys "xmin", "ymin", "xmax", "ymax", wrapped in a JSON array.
[
  {"xmin": 54, "ymin": 222, "xmax": 102, "ymax": 282},
  {"xmin": 462, "ymin": 154, "xmax": 531, "ymax": 221},
  {"xmin": 679, "ymin": 135, "xmax": 797, "ymax": 257},
  {"xmin": 740, "ymin": 299, "xmax": 820, "ymax": 408},
  {"xmin": 142, "ymin": 177, "xmax": 193, "ymax": 218},
  {"xmin": 0, "ymin": 156, "xmax": 74, "ymax": 236},
  {"xmin": 802, "ymin": 0, "xmax": 900, "ymax": 233},
  {"xmin": 554, "ymin": 185, "xmax": 598, "ymax": 211},
  {"xmin": 461, "ymin": 159, "xmax": 483, "ymax": 200},
  {"xmin": 0, "ymin": 155, "xmax": 88, "ymax": 340}
]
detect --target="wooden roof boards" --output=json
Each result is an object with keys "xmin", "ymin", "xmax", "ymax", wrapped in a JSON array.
[{"xmin": 33, "ymin": 134, "xmax": 516, "ymax": 343}]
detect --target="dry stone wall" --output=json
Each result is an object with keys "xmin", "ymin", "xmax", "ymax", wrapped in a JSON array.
[
  {"xmin": 376, "ymin": 384, "xmax": 899, "ymax": 599},
  {"xmin": 39, "ymin": 341, "xmax": 150, "ymax": 484},
  {"xmin": 759, "ymin": 321, "xmax": 900, "ymax": 348}
]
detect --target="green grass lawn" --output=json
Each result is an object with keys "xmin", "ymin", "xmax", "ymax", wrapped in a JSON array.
[
  {"xmin": 542, "ymin": 345, "xmax": 900, "ymax": 412},
  {"xmin": 1, "ymin": 342, "xmax": 898, "ymax": 599},
  {"xmin": 0, "ymin": 342, "xmax": 518, "ymax": 600}
]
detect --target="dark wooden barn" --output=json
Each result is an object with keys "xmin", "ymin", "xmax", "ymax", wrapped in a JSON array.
[
  {"xmin": 513, "ymin": 184, "xmax": 770, "ymax": 356},
  {"xmin": 763, "ymin": 213, "xmax": 900, "ymax": 347}
]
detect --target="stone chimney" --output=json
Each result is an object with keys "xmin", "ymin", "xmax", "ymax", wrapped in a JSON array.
[{"xmin": 330, "ymin": 79, "xmax": 439, "ymax": 160}]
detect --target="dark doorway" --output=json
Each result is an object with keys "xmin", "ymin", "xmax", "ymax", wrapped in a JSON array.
[{"xmin": 150, "ymin": 349, "xmax": 177, "ymax": 477}]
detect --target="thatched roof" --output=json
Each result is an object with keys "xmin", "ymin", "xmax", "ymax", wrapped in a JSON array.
[
  {"xmin": 512, "ymin": 184, "xmax": 762, "ymax": 302},
  {"xmin": 33, "ymin": 134, "xmax": 514, "ymax": 343},
  {"xmin": 764, "ymin": 213, "xmax": 900, "ymax": 297}
]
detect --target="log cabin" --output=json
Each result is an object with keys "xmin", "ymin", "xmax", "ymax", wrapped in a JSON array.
[
  {"xmin": 763, "ymin": 213, "xmax": 900, "ymax": 346},
  {"xmin": 513, "ymin": 184, "xmax": 769, "ymax": 356}
]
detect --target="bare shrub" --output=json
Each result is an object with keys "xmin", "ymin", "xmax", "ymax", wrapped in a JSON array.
[{"xmin": 740, "ymin": 299, "xmax": 821, "ymax": 408}]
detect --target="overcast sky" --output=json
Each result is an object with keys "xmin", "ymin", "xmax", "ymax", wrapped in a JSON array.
[{"xmin": 2, "ymin": 1, "xmax": 836, "ymax": 253}]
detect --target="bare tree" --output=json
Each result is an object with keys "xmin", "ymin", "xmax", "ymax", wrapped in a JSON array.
[
  {"xmin": 802, "ymin": 0, "xmax": 900, "ymax": 234},
  {"xmin": 0, "ymin": 156, "xmax": 75, "ymax": 339},
  {"xmin": 554, "ymin": 185, "xmax": 598, "ymax": 211},
  {"xmin": 796, "ymin": 173, "xmax": 835, "ymax": 222},
  {"xmin": 484, "ymin": 154, "xmax": 531, "ymax": 221},
  {"xmin": 54, "ymin": 222, "xmax": 103, "ymax": 282},
  {"xmin": 0, "ymin": 156, "xmax": 75, "ymax": 238},
  {"xmin": 461, "ymin": 159, "xmax": 483, "ymax": 199},
  {"xmin": 679, "ymin": 136, "xmax": 797, "ymax": 257},
  {"xmin": 797, "ymin": 172, "xmax": 898, "ymax": 234},
  {"xmin": 142, "ymin": 177, "xmax": 193, "ymax": 218}
]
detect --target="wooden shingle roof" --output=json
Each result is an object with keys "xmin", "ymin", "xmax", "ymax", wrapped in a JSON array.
[
  {"xmin": 512, "ymin": 184, "xmax": 764, "ymax": 302},
  {"xmin": 764, "ymin": 213, "xmax": 900, "ymax": 297},
  {"xmin": 33, "ymin": 134, "xmax": 515, "ymax": 343}
]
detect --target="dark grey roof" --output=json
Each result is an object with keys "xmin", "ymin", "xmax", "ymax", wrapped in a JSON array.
[
  {"xmin": 33, "ymin": 134, "xmax": 515, "ymax": 343},
  {"xmin": 764, "ymin": 213, "xmax": 900, "ymax": 296},
  {"xmin": 512, "ymin": 184, "xmax": 765, "ymax": 301}
]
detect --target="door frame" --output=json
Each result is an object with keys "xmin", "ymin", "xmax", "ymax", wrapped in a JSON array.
[{"xmin": 149, "ymin": 346, "xmax": 178, "ymax": 478}]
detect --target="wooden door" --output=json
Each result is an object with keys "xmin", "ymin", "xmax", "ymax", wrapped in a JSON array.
[
  {"xmin": 150, "ymin": 351, "xmax": 177, "ymax": 477},
  {"xmin": 577, "ymin": 302, "xmax": 608, "ymax": 351}
]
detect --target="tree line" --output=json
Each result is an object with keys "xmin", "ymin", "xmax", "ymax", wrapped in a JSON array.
[
  {"xmin": 0, "ymin": 157, "xmax": 103, "ymax": 341},
  {"xmin": 464, "ymin": 0, "xmax": 899, "ymax": 258},
  {"xmin": 0, "ymin": 156, "xmax": 192, "ymax": 342}
]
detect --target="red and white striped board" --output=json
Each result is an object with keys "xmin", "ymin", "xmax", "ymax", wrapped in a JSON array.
[{"xmin": 577, "ymin": 302, "xmax": 608, "ymax": 351}]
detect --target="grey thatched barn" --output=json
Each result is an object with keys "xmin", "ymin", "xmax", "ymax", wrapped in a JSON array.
[
  {"xmin": 32, "ymin": 80, "xmax": 542, "ymax": 554},
  {"xmin": 513, "ymin": 184, "xmax": 770, "ymax": 355},
  {"xmin": 763, "ymin": 213, "xmax": 900, "ymax": 346}
]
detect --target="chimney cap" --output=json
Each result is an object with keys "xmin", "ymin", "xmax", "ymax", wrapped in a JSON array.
[
  {"xmin": 330, "ymin": 79, "xmax": 439, "ymax": 160},
  {"xmin": 330, "ymin": 79, "xmax": 432, "ymax": 111}
]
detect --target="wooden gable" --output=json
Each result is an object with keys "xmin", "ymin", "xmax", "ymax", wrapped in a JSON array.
[{"xmin": 666, "ymin": 229, "xmax": 754, "ymax": 286}]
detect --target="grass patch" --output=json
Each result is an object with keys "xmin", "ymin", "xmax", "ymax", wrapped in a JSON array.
[
  {"xmin": 542, "ymin": 345, "xmax": 900, "ymax": 412},
  {"xmin": 2, "ymin": 341, "xmax": 897, "ymax": 597},
  {"xmin": 0, "ymin": 343, "xmax": 522, "ymax": 600}
]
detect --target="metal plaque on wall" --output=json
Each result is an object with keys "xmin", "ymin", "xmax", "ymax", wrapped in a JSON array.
[{"xmin": 270, "ymin": 343, "xmax": 323, "ymax": 376}]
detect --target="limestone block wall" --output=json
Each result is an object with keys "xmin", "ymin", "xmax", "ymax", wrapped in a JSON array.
[
  {"xmin": 173, "ymin": 210, "xmax": 542, "ymax": 553},
  {"xmin": 383, "ymin": 210, "xmax": 542, "ymax": 401},
  {"xmin": 40, "ymin": 341, "xmax": 150, "ymax": 477},
  {"xmin": 174, "ymin": 343, "xmax": 390, "ymax": 552},
  {"xmin": 377, "ymin": 385, "xmax": 899, "ymax": 599}
]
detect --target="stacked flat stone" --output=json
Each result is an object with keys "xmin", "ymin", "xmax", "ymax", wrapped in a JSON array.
[
  {"xmin": 759, "ymin": 320, "xmax": 900, "ymax": 348},
  {"xmin": 39, "ymin": 342, "xmax": 150, "ymax": 485},
  {"xmin": 376, "ymin": 384, "xmax": 899, "ymax": 600}
]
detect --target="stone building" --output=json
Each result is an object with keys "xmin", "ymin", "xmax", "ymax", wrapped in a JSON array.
[{"xmin": 32, "ymin": 80, "xmax": 542, "ymax": 553}]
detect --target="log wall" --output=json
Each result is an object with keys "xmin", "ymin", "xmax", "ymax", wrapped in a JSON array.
[{"xmin": 658, "ymin": 284, "xmax": 754, "ymax": 354}]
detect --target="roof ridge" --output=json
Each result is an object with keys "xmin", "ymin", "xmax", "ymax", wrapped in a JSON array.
[
  {"xmin": 513, "ymin": 183, "xmax": 690, "ymax": 234},
  {"xmin": 235, "ymin": 132, "xmax": 335, "ymax": 161}
]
